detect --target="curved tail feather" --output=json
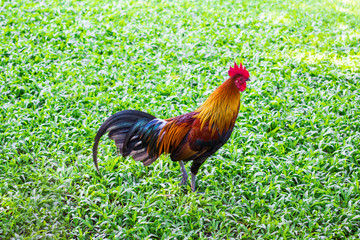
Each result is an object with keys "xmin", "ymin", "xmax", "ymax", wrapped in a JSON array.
[{"xmin": 92, "ymin": 110, "xmax": 167, "ymax": 172}]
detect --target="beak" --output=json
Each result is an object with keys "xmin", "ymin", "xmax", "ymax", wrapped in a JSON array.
[{"xmin": 246, "ymin": 78, "xmax": 251, "ymax": 82}]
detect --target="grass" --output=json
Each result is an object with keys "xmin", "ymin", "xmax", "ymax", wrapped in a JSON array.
[{"xmin": 1, "ymin": 0, "xmax": 360, "ymax": 238}]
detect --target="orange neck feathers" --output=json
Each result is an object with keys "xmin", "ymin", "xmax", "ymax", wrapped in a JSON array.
[{"xmin": 195, "ymin": 78, "xmax": 241, "ymax": 135}]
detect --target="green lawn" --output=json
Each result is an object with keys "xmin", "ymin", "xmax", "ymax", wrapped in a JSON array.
[{"xmin": 1, "ymin": 0, "xmax": 360, "ymax": 239}]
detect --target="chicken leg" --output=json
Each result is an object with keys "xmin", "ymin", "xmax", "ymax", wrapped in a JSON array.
[{"xmin": 179, "ymin": 161, "xmax": 188, "ymax": 186}]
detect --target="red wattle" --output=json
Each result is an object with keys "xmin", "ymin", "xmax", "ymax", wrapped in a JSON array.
[{"xmin": 236, "ymin": 81, "xmax": 246, "ymax": 92}]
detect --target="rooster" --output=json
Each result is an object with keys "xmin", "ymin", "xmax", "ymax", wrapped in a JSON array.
[{"xmin": 93, "ymin": 62, "xmax": 250, "ymax": 192}]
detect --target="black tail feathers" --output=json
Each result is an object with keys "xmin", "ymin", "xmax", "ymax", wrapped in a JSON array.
[{"xmin": 92, "ymin": 110, "xmax": 166, "ymax": 172}]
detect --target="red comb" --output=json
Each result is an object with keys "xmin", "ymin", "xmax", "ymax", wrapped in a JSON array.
[{"xmin": 228, "ymin": 62, "xmax": 249, "ymax": 78}]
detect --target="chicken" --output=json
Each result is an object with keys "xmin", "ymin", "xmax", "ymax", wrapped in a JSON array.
[{"xmin": 93, "ymin": 62, "xmax": 250, "ymax": 192}]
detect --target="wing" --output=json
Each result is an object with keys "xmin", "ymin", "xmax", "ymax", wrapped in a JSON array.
[
  {"xmin": 170, "ymin": 118, "xmax": 234, "ymax": 162},
  {"xmin": 156, "ymin": 112, "xmax": 197, "ymax": 156}
]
